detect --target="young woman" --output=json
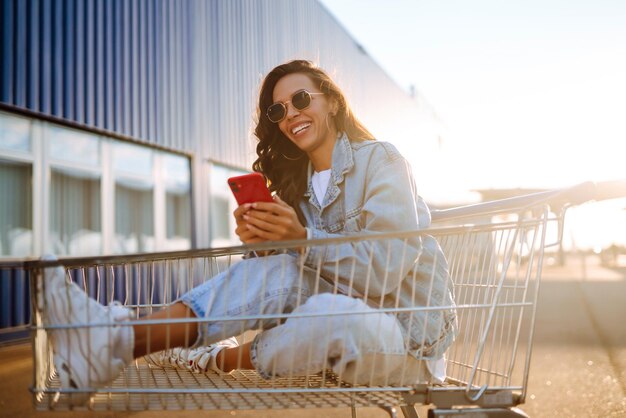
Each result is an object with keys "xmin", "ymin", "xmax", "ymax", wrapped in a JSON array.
[{"xmin": 42, "ymin": 60, "xmax": 457, "ymax": 402}]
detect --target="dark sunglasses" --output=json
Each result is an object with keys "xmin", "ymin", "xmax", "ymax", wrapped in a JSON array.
[{"xmin": 266, "ymin": 89, "xmax": 324, "ymax": 123}]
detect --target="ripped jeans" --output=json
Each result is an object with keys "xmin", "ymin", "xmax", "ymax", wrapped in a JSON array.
[{"xmin": 180, "ymin": 253, "xmax": 433, "ymax": 385}]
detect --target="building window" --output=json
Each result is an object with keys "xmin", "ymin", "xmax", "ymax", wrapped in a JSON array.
[
  {"xmin": 49, "ymin": 126, "xmax": 100, "ymax": 166},
  {"xmin": 163, "ymin": 154, "xmax": 191, "ymax": 250},
  {"xmin": 115, "ymin": 184, "xmax": 154, "ymax": 253},
  {"xmin": 0, "ymin": 113, "xmax": 33, "ymax": 257},
  {"xmin": 49, "ymin": 169, "xmax": 102, "ymax": 256},
  {"xmin": 0, "ymin": 111, "xmax": 193, "ymax": 258},
  {"xmin": 113, "ymin": 143, "xmax": 155, "ymax": 254},
  {"xmin": 48, "ymin": 127, "xmax": 102, "ymax": 256},
  {"xmin": 210, "ymin": 164, "xmax": 246, "ymax": 247},
  {"xmin": 0, "ymin": 160, "xmax": 33, "ymax": 256},
  {"xmin": 0, "ymin": 113, "xmax": 30, "ymax": 153}
]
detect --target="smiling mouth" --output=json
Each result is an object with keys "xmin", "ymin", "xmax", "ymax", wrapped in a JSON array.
[{"xmin": 291, "ymin": 123, "xmax": 311, "ymax": 135}]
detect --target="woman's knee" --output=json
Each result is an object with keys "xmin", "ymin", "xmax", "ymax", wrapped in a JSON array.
[
  {"xmin": 293, "ymin": 294, "xmax": 374, "ymax": 339},
  {"xmin": 297, "ymin": 293, "xmax": 362, "ymax": 312}
]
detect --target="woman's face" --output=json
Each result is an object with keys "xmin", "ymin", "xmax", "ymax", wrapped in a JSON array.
[{"xmin": 272, "ymin": 73, "xmax": 337, "ymax": 160}]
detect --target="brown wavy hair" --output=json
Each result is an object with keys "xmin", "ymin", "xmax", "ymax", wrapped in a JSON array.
[{"xmin": 252, "ymin": 60, "xmax": 374, "ymax": 224}]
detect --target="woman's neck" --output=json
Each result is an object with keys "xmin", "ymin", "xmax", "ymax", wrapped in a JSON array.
[{"xmin": 308, "ymin": 132, "xmax": 338, "ymax": 172}]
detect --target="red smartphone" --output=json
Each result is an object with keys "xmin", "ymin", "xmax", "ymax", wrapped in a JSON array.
[{"xmin": 227, "ymin": 172, "xmax": 273, "ymax": 205}]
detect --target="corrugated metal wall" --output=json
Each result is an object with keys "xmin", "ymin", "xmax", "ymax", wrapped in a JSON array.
[
  {"xmin": 0, "ymin": 269, "xmax": 29, "ymax": 342},
  {"xmin": 1, "ymin": 0, "xmax": 195, "ymax": 153},
  {"xmin": 1, "ymin": 0, "xmax": 432, "ymax": 169}
]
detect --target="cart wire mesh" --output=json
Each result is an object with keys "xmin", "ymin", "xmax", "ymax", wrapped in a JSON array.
[{"xmin": 19, "ymin": 180, "xmax": 616, "ymax": 414}]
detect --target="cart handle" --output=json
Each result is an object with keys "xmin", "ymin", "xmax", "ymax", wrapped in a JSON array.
[
  {"xmin": 430, "ymin": 181, "xmax": 593, "ymax": 222},
  {"xmin": 431, "ymin": 180, "xmax": 626, "ymax": 222}
]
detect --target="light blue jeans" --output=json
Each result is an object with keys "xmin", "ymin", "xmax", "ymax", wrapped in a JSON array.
[{"xmin": 180, "ymin": 253, "xmax": 431, "ymax": 385}]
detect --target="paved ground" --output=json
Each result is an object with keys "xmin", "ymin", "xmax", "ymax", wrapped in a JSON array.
[
  {"xmin": 519, "ymin": 255, "xmax": 626, "ymax": 417},
  {"xmin": 1, "ymin": 254, "xmax": 624, "ymax": 418}
]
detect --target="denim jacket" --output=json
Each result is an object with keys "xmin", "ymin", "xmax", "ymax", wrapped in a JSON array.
[{"xmin": 300, "ymin": 133, "xmax": 457, "ymax": 359}]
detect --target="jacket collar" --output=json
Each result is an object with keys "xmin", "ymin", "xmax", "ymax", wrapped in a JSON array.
[
  {"xmin": 330, "ymin": 132, "xmax": 354, "ymax": 184},
  {"xmin": 304, "ymin": 132, "xmax": 354, "ymax": 209}
]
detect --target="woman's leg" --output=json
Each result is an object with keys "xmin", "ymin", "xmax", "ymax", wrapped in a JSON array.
[
  {"xmin": 133, "ymin": 302, "xmax": 198, "ymax": 358},
  {"xmin": 137, "ymin": 254, "xmax": 311, "ymax": 358},
  {"xmin": 41, "ymin": 253, "xmax": 311, "ymax": 403},
  {"xmin": 134, "ymin": 303, "xmax": 253, "ymax": 373},
  {"xmin": 249, "ymin": 293, "xmax": 430, "ymax": 385},
  {"xmin": 178, "ymin": 253, "xmax": 312, "ymax": 347},
  {"xmin": 217, "ymin": 341, "xmax": 254, "ymax": 372}
]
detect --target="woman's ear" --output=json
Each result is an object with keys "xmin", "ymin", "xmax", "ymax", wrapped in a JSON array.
[{"xmin": 329, "ymin": 98, "xmax": 339, "ymax": 117}]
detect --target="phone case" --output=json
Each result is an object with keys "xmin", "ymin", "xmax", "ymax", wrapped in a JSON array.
[{"xmin": 227, "ymin": 172, "xmax": 273, "ymax": 205}]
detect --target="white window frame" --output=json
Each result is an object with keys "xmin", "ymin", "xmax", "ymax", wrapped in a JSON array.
[{"xmin": 0, "ymin": 111, "xmax": 193, "ymax": 258}]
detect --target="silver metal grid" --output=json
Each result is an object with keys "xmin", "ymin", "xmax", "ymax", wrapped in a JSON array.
[
  {"xmin": 35, "ymin": 360, "xmax": 409, "ymax": 411},
  {"xmin": 25, "ymin": 182, "xmax": 611, "ymax": 415},
  {"xmin": 29, "ymin": 215, "xmax": 551, "ymax": 413}
]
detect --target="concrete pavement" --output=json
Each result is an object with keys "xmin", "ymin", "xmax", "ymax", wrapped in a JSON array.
[{"xmin": 520, "ymin": 255, "xmax": 626, "ymax": 417}]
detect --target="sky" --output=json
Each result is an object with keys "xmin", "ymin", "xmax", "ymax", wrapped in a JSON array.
[
  {"xmin": 318, "ymin": 0, "xmax": 626, "ymax": 193},
  {"xmin": 318, "ymin": 0, "xmax": 626, "ymax": 250}
]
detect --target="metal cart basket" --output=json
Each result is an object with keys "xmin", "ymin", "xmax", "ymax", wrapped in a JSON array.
[{"xmin": 15, "ymin": 181, "xmax": 619, "ymax": 417}]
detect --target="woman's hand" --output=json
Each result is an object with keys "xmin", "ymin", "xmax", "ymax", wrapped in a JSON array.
[
  {"xmin": 243, "ymin": 195, "xmax": 307, "ymax": 242},
  {"xmin": 233, "ymin": 203, "xmax": 266, "ymax": 244}
]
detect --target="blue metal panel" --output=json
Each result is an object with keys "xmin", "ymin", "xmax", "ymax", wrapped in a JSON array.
[
  {"xmin": 0, "ymin": 269, "xmax": 30, "ymax": 331},
  {"xmin": 27, "ymin": 0, "xmax": 40, "ymax": 110},
  {"xmin": 153, "ymin": 0, "xmax": 162, "ymax": 145},
  {"xmin": 103, "ymin": 1, "xmax": 114, "ymax": 131},
  {"xmin": 0, "ymin": 271, "xmax": 10, "ymax": 329},
  {"xmin": 51, "ymin": 0, "xmax": 63, "ymax": 117},
  {"xmin": 1, "ymin": 0, "xmax": 426, "ymax": 161},
  {"xmin": 130, "ymin": 0, "xmax": 139, "ymax": 138},
  {"xmin": 0, "ymin": 0, "xmax": 13, "ymax": 103},
  {"xmin": 63, "ymin": 0, "xmax": 75, "ymax": 120},
  {"xmin": 40, "ymin": 0, "xmax": 52, "ymax": 114},
  {"xmin": 167, "ymin": 0, "xmax": 176, "ymax": 147},
  {"xmin": 14, "ymin": 0, "xmax": 26, "ymax": 107},
  {"xmin": 138, "ymin": 0, "xmax": 147, "ymax": 141},
  {"xmin": 113, "ymin": 0, "xmax": 122, "ymax": 133},
  {"xmin": 84, "ymin": 0, "xmax": 95, "ymax": 127},
  {"xmin": 74, "ymin": 0, "xmax": 84, "ymax": 124},
  {"xmin": 145, "ymin": 0, "xmax": 154, "ymax": 142},
  {"xmin": 14, "ymin": 269, "xmax": 30, "ymax": 326},
  {"xmin": 103, "ymin": 0, "xmax": 113, "ymax": 129},
  {"xmin": 161, "ymin": 0, "xmax": 171, "ymax": 146},
  {"xmin": 121, "ymin": 0, "xmax": 130, "ymax": 136},
  {"xmin": 94, "ymin": 0, "xmax": 104, "ymax": 128}
]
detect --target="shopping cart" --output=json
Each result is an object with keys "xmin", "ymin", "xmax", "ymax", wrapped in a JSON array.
[{"xmin": 14, "ymin": 181, "xmax": 623, "ymax": 417}]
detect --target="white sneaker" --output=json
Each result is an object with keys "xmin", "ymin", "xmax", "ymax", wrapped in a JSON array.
[
  {"xmin": 156, "ymin": 337, "xmax": 239, "ymax": 374},
  {"xmin": 41, "ymin": 255, "xmax": 134, "ymax": 404}
]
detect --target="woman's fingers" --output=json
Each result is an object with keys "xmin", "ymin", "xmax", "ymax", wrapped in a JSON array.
[
  {"xmin": 244, "ymin": 213, "xmax": 278, "ymax": 231},
  {"xmin": 244, "ymin": 208, "xmax": 295, "ymax": 232},
  {"xmin": 233, "ymin": 203, "xmax": 253, "ymax": 221},
  {"xmin": 235, "ymin": 223, "xmax": 265, "ymax": 243},
  {"xmin": 233, "ymin": 200, "xmax": 304, "ymax": 243},
  {"xmin": 246, "ymin": 222, "xmax": 280, "ymax": 241},
  {"xmin": 249, "ymin": 202, "xmax": 294, "ymax": 220},
  {"xmin": 250, "ymin": 201, "xmax": 290, "ymax": 215},
  {"xmin": 273, "ymin": 195, "xmax": 290, "ymax": 207},
  {"xmin": 237, "ymin": 230, "xmax": 265, "ymax": 244},
  {"xmin": 246, "ymin": 210, "xmax": 305, "ymax": 241}
]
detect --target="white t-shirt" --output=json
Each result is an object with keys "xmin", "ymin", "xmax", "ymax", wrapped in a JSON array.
[
  {"xmin": 309, "ymin": 168, "xmax": 447, "ymax": 383},
  {"xmin": 311, "ymin": 169, "xmax": 331, "ymax": 205}
]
